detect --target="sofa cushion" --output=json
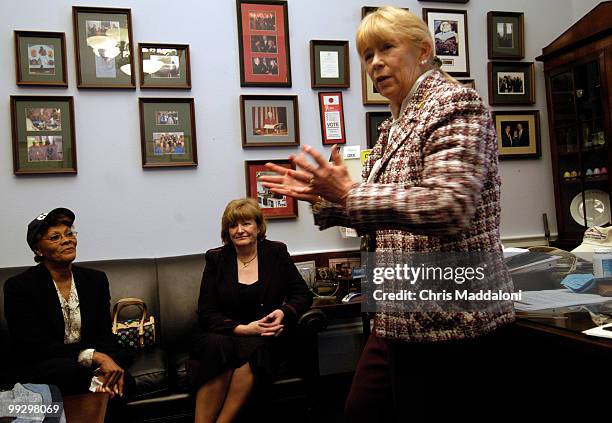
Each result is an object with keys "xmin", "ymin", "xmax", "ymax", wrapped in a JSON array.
[
  {"xmin": 156, "ymin": 254, "xmax": 204, "ymax": 350},
  {"xmin": 80, "ymin": 258, "xmax": 159, "ymax": 321},
  {"xmin": 127, "ymin": 347, "xmax": 170, "ymax": 401}
]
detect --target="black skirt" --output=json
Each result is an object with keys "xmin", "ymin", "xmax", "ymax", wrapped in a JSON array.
[{"xmin": 188, "ymin": 280, "xmax": 282, "ymax": 388}]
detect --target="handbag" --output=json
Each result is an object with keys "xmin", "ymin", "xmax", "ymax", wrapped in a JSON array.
[{"xmin": 111, "ymin": 298, "xmax": 156, "ymax": 349}]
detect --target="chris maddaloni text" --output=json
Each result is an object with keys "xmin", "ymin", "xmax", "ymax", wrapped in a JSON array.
[{"xmin": 372, "ymin": 289, "xmax": 523, "ymax": 302}]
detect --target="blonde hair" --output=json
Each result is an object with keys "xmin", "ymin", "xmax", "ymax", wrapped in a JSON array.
[
  {"xmin": 220, "ymin": 198, "xmax": 267, "ymax": 244},
  {"xmin": 356, "ymin": 6, "xmax": 456, "ymax": 82}
]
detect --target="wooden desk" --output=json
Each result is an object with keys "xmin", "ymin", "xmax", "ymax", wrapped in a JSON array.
[{"xmin": 63, "ymin": 393, "xmax": 108, "ymax": 423}]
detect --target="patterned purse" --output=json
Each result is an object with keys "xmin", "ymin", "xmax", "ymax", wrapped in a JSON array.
[{"xmin": 111, "ymin": 298, "xmax": 156, "ymax": 349}]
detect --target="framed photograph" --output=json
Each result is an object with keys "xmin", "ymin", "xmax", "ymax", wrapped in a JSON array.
[
  {"xmin": 423, "ymin": 8, "xmax": 470, "ymax": 77},
  {"xmin": 493, "ymin": 110, "xmax": 541, "ymax": 160},
  {"xmin": 487, "ymin": 11, "xmax": 524, "ymax": 60},
  {"xmin": 138, "ymin": 43, "xmax": 191, "ymax": 89},
  {"xmin": 458, "ymin": 79, "xmax": 475, "ymax": 89},
  {"xmin": 360, "ymin": 6, "xmax": 408, "ymax": 104},
  {"xmin": 318, "ymin": 92, "xmax": 346, "ymax": 145},
  {"xmin": 236, "ymin": 0, "xmax": 291, "ymax": 87},
  {"xmin": 310, "ymin": 40, "xmax": 350, "ymax": 89},
  {"xmin": 14, "ymin": 31, "xmax": 68, "ymax": 87},
  {"xmin": 72, "ymin": 6, "xmax": 135, "ymax": 88},
  {"xmin": 366, "ymin": 111, "xmax": 391, "ymax": 149},
  {"xmin": 240, "ymin": 95, "xmax": 299, "ymax": 148},
  {"xmin": 138, "ymin": 98, "xmax": 197, "ymax": 168},
  {"xmin": 10, "ymin": 96, "xmax": 77, "ymax": 175},
  {"xmin": 488, "ymin": 61, "xmax": 535, "ymax": 105},
  {"xmin": 245, "ymin": 159, "xmax": 298, "ymax": 219}
]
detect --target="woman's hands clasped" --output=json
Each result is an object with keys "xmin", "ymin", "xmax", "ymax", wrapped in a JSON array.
[
  {"xmin": 260, "ymin": 145, "xmax": 355, "ymax": 206},
  {"xmin": 234, "ymin": 309, "xmax": 285, "ymax": 337},
  {"xmin": 92, "ymin": 351, "xmax": 124, "ymax": 398}
]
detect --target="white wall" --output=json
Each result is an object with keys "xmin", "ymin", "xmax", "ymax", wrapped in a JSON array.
[
  {"xmin": 571, "ymin": 0, "xmax": 604, "ymax": 21},
  {"xmin": 0, "ymin": 0, "xmax": 591, "ymax": 267}
]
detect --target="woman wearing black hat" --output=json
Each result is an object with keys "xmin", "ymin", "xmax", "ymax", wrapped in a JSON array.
[{"xmin": 3, "ymin": 208, "xmax": 133, "ymax": 421}]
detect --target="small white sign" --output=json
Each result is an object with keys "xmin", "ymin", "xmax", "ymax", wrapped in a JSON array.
[{"xmin": 342, "ymin": 145, "xmax": 361, "ymax": 160}]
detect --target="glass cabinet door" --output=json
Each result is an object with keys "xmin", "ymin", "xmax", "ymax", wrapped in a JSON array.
[{"xmin": 551, "ymin": 60, "xmax": 611, "ymax": 236}]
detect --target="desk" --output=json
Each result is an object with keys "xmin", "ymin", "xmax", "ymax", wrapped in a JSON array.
[{"xmin": 63, "ymin": 393, "xmax": 108, "ymax": 423}]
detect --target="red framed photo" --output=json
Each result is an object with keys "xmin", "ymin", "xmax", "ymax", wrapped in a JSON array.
[
  {"xmin": 245, "ymin": 159, "xmax": 298, "ymax": 219},
  {"xmin": 318, "ymin": 92, "xmax": 346, "ymax": 145},
  {"xmin": 236, "ymin": 0, "xmax": 291, "ymax": 87}
]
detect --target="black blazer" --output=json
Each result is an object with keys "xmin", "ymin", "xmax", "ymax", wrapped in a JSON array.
[
  {"xmin": 197, "ymin": 239, "xmax": 313, "ymax": 333},
  {"xmin": 3, "ymin": 264, "xmax": 119, "ymax": 365}
]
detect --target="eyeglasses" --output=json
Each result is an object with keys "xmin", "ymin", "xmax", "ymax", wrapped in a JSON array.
[{"xmin": 43, "ymin": 230, "xmax": 78, "ymax": 243}]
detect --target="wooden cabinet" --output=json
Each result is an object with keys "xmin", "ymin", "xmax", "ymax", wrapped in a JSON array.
[{"xmin": 536, "ymin": 1, "xmax": 612, "ymax": 250}]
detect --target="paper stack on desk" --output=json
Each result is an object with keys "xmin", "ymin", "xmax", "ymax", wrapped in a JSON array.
[
  {"xmin": 583, "ymin": 323, "xmax": 612, "ymax": 339},
  {"xmin": 504, "ymin": 251, "xmax": 561, "ymax": 274},
  {"xmin": 514, "ymin": 289, "xmax": 611, "ymax": 311}
]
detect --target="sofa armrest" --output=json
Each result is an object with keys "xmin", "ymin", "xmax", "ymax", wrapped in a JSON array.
[{"xmin": 296, "ymin": 309, "xmax": 328, "ymax": 335}]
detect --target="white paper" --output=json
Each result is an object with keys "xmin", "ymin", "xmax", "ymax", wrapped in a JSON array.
[
  {"xmin": 583, "ymin": 323, "xmax": 612, "ymax": 339},
  {"xmin": 320, "ymin": 51, "xmax": 339, "ymax": 79},
  {"xmin": 342, "ymin": 145, "xmax": 361, "ymax": 160},
  {"xmin": 514, "ymin": 289, "xmax": 610, "ymax": 311},
  {"xmin": 324, "ymin": 111, "xmax": 342, "ymax": 139}
]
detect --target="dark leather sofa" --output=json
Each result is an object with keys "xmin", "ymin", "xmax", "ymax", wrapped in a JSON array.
[{"xmin": 0, "ymin": 253, "xmax": 326, "ymax": 423}]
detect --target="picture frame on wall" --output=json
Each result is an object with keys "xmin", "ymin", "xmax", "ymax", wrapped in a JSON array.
[
  {"xmin": 72, "ymin": 6, "xmax": 135, "ymax": 88},
  {"xmin": 138, "ymin": 98, "xmax": 198, "ymax": 168},
  {"xmin": 310, "ymin": 40, "xmax": 350, "ymax": 89},
  {"xmin": 458, "ymin": 79, "xmax": 475, "ymax": 89},
  {"xmin": 14, "ymin": 31, "xmax": 68, "ymax": 87},
  {"xmin": 138, "ymin": 43, "xmax": 191, "ymax": 89},
  {"xmin": 365, "ymin": 111, "xmax": 391, "ymax": 149},
  {"xmin": 360, "ymin": 6, "xmax": 409, "ymax": 104},
  {"xmin": 236, "ymin": 0, "xmax": 291, "ymax": 87},
  {"xmin": 422, "ymin": 8, "xmax": 470, "ymax": 77},
  {"xmin": 240, "ymin": 95, "xmax": 299, "ymax": 148},
  {"xmin": 10, "ymin": 96, "xmax": 77, "ymax": 175},
  {"xmin": 318, "ymin": 92, "xmax": 346, "ymax": 145},
  {"xmin": 487, "ymin": 11, "xmax": 525, "ymax": 60},
  {"xmin": 488, "ymin": 61, "xmax": 535, "ymax": 105},
  {"xmin": 245, "ymin": 159, "xmax": 298, "ymax": 219},
  {"xmin": 493, "ymin": 110, "xmax": 541, "ymax": 160}
]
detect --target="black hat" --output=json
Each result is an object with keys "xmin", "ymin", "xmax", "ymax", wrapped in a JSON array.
[{"xmin": 27, "ymin": 208, "xmax": 75, "ymax": 252}]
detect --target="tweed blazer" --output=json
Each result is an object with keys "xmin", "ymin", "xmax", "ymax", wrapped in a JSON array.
[{"xmin": 314, "ymin": 70, "xmax": 515, "ymax": 342}]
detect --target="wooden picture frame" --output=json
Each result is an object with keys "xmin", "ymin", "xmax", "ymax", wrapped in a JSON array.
[
  {"xmin": 487, "ymin": 11, "xmax": 524, "ymax": 60},
  {"xmin": 72, "ymin": 6, "xmax": 135, "ymax": 88},
  {"xmin": 236, "ymin": 0, "xmax": 291, "ymax": 87},
  {"xmin": 488, "ymin": 61, "xmax": 535, "ymax": 105},
  {"xmin": 14, "ymin": 30, "xmax": 68, "ymax": 87},
  {"xmin": 318, "ymin": 92, "xmax": 347, "ymax": 145},
  {"xmin": 240, "ymin": 95, "xmax": 299, "ymax": 148},
  {"xmin": 423, "ymin": 8, "xmax": 470, "ymax": 77},
  {"xmin": 245, "ymin": 159, "xmax": 298, "ymax": 219},
  {"xmin": 458, "ymin": 79, "xmax": 475, "ymax": 89},
  {"xmin": 138, "ymin": 98, "xmax": 198, "ymax": 168},
  {"xmin": 493, "ymin": 110, "xmax": 541, "ymax": 160},
  {"xmin": 310, "ymin": 40, "xmax": 350, "ymax": 89},
  {"xmin": 138, "ymin": 43, "xmax": 191, "ymax": 89},
  {"xmin": 10, "ymin": 96, "xmax": 77, "ymax": 175},
  {"xmin": 366, "ymin": 111, "xmax": 391, "ymax": 149}
]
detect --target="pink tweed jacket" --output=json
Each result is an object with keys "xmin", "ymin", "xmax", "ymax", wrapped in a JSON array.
[{"xmin": 314, "ymin": 70, "xmax": 515, "ymax": 342}]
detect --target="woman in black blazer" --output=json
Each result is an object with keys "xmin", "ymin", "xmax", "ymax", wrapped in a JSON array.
[
  {"xmin": 190, "ymin": 198, "xmax": 312, "ymax": 423},
  {"xmin": 3, "ymin": 208, "xmax": 133, "ymax": 420}
]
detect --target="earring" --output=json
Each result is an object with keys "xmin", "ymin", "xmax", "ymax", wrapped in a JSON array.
[{"xmin": 420, "ymin": 59, "xmax": 428, "ymax": 66}]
